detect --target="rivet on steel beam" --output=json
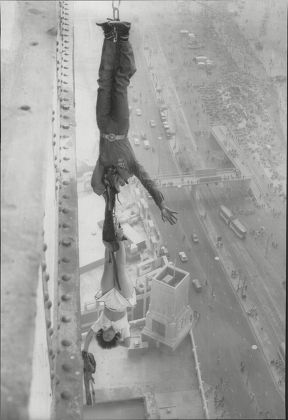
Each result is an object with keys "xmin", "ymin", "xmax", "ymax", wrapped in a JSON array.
[
  {"xmin": 51, "ymin": 372, "xmax": 55, "ymax": 380},
  {"xmin": 61, "ymin": 390, "xmax": 72, "ymax": 400},
  {"xmin": 52, "ymin": 354, "xmax": 56, "ymax": 360},
  {"xmin": 62, "ymin": 239, "xmax": 72, "ymax": 247},
  {"xmin": 62, "ymin": 223, "xmax": 70, "ymax": 228},
  {"xmin": 55, "ymin": 377, "xmax": 60, "ymax": 385},
  {"xmin": 44, "ymin": 292, "xmax": 49, "ymax": 302},
  {"xmin": 48, "ymin": 328, "xmax": 54, "ymax": 336},
  {"xmin": 57, "ymin": 324, "xmax": 61, "ymax": 330},
  {"xmin": 44, "ymin": 273, "xmax": 50, "ymax": 282},
  {"xmin": 47, "ymin": 320, "xmax": 52, "ymax": 328},
  {"xmin": 43, "ymin": 243, "xmax": 48, "ymax": 252},
  {"xmin": 63, "ymin": 169, "xmax": 69, "ymax": 173},
  {"xmin": 61, "ymin": 294, "xmax": 71, "ymax": 302},
  {"xmin": 61, "ymin": 339, "xmax": 72, "ymax": 347},
  {"xmin": 62, "ymin": 207, "xmax": 69, "ymax": 214},
  {"xmin": 61, "ymin": 257, "xmax": 70, "ymax": 263},
  {"xmin": 53, "ymin": 141, "xmax": 56, "ymax": 146},
  {"xmin": 42, "ymin": 262, "xmax": 47, "ymax": 271},
  {"xmin": 58, "ymin": 300, "xmax": 61, "ymax": 306},
  {"xmin": 62, "ymin": 181, "xmax": 69, "ymax": 186},
  {"xmin": 61, "ymin": 315, "xmax": 71, "ymax": 323},
  {"xmin": 63, "ymin": 157, "xmax": 70, "ymax": 161},
  {"xmin": 62, "ymin": 274, "xmax": 71, "ymax": 281},
  {"xmin": 62, "ymin": 194, "xmax": 70, "ymax": 199},
  {"xmin": 49, "ymin": 349, "xmax": 54, "ymax": 356},
  {"xmin": 46, "ymin": 300, "xmax": 52, "ymax": 309},
  {"xmin": 61, "ymin": 124, "xmax": 69, "ymax": 129},
  {"xmin": 62, "ymin": 363, "xmax": 72, "ymax": 373}
]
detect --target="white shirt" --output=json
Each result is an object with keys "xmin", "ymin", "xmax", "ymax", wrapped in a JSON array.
[
  {"xmin": 91, "ymin": 310, "xmax": 130, "ymax": 341},
  {"xmin": 97, "ymin": 288, "xmax": 136, "ymax": 312}
]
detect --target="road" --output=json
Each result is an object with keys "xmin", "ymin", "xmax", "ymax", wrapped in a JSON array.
[
  {"xmin": 73, "ymin": 2, "xmax": 285, "ymax": 419},
  {"xmin": 128, "ymin": 25, "xmax": 284, "ymax": 420}
]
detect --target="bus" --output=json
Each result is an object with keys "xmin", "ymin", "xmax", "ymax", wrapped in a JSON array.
[
  {"xmin": 219, "ymin": 205, "xmax": 247, "ymax": 239},
  {"xmin": 219, "ymin": 205, "xmax": 234, "ymax": 225},
  {"xmin": 229, "ymin": 218, "xmax": 247, "ymax": 239}
]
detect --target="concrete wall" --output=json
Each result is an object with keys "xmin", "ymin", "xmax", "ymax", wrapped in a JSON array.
[{"xmin": 1, "ymin": 2, "xmax": 57, "ymax": 419}]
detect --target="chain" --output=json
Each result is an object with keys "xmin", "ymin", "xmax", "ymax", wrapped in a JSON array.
[{"xmin": 112, "ymin": 0, "xmax": 120, "ymax": 20}]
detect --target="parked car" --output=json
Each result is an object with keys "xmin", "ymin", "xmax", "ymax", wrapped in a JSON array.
[
  {"xmin": 149, "ymin": 119, "xmax": 156, "ymax": 127},
  {"xmin": 134, "ymin": 137, "xmax": 140, "ymax": 146},
  {"xmin": 192, "ymin": 278, "xmax": 202, "ymax": 292},
  {"xmin": 179, "ymin": 251, "xmax": 188, "ymax": 262},
  {"xmin": 143, "ymin": 140, "xmax": 150, "ymax": 149},
  {"xmin": 136, "ymin": 108, "xmax": 142, "ymax": 116},
  {"xmin": 191, "ymin": 233, "xmax": 199, "ymax": 243}
]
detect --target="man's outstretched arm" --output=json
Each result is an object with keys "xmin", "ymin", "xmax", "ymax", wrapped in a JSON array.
[
  {"xmin": 83, "ymin": 328, "xmax": 95, "ymax": 353},
  {"xmin": 132, "ymin": 160, "xmax": 178, "ymax": 225}
]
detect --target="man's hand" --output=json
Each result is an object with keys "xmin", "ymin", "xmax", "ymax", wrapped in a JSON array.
[
  {"xmin": 82, "ymin": 350, "xmax": 88, "ymax": 359},
  {"xmin": 160, "ymin": 204, "xmax": 178, "ymax": 225}
]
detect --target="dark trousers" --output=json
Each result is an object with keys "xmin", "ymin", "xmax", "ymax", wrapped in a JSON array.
[{"xmin": 92, "ymin": 39, "xmax": 136, "ymax": 196}]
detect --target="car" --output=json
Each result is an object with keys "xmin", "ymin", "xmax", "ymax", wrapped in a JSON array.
[
  {"xmin": 159, "ymin": 246, "xmax": 169, "ymax": 257},
  {"xmin": 140, "ymin": 132, "xmax": 147, "ymax": 140},
  {"xmin": 191, "ymin": 233, "xmax": 199, "ymax": 243},
  {"xmin": 143, "ymin": 140, "xmax": 150, "ymax": 149},
  {"xmin": 136, "ymin": 108, "xmax": 142, "ymax": 116},
  {"xmin": 150, "ymin": 119, "xmax": 156, "ymax": 127},
  {"xmin": 163, "ymin": 121, "xmax": 169, "ymax": 128},
  {"xmin": 134, "ymin": 137, "xmax": 140, "ymax": 146},
  {"xmin": 165, "ymin": 131, "xmax": 172, "ymax": 139},
  {"xmin": 192, "ymin": 278, "xmax": 202, "ymax": 292},
  {"xmin": 179, "ymin": 251, "xmax": 188, "ymax": 262}
]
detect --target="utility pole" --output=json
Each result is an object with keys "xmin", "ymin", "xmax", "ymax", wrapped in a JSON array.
[
  {"xmin": 237, "ymin": 269, "xmax": 242, "ymax": 292},
  {"xmin": 265, "ymin": 233, "xmax": 273, "ymax": 259}
]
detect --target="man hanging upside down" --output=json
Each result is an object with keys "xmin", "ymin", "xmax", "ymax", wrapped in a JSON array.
[
  {"xmin": 91, "ymin": 19, "xmax": 178, "ymax": 230},
  {"xmin": 83, "ymin": 227, "xmax": 135, "ymax": 350}
]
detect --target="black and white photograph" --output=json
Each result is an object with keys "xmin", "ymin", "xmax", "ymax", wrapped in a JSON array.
[{"xmin": 1, "ymin": 0, "xmax": 286, "ymax": 419}]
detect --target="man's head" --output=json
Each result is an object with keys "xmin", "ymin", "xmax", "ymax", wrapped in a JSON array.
[{"xmin": 96, "ymin": 327, "xmax": 121, "ymax": 349}]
